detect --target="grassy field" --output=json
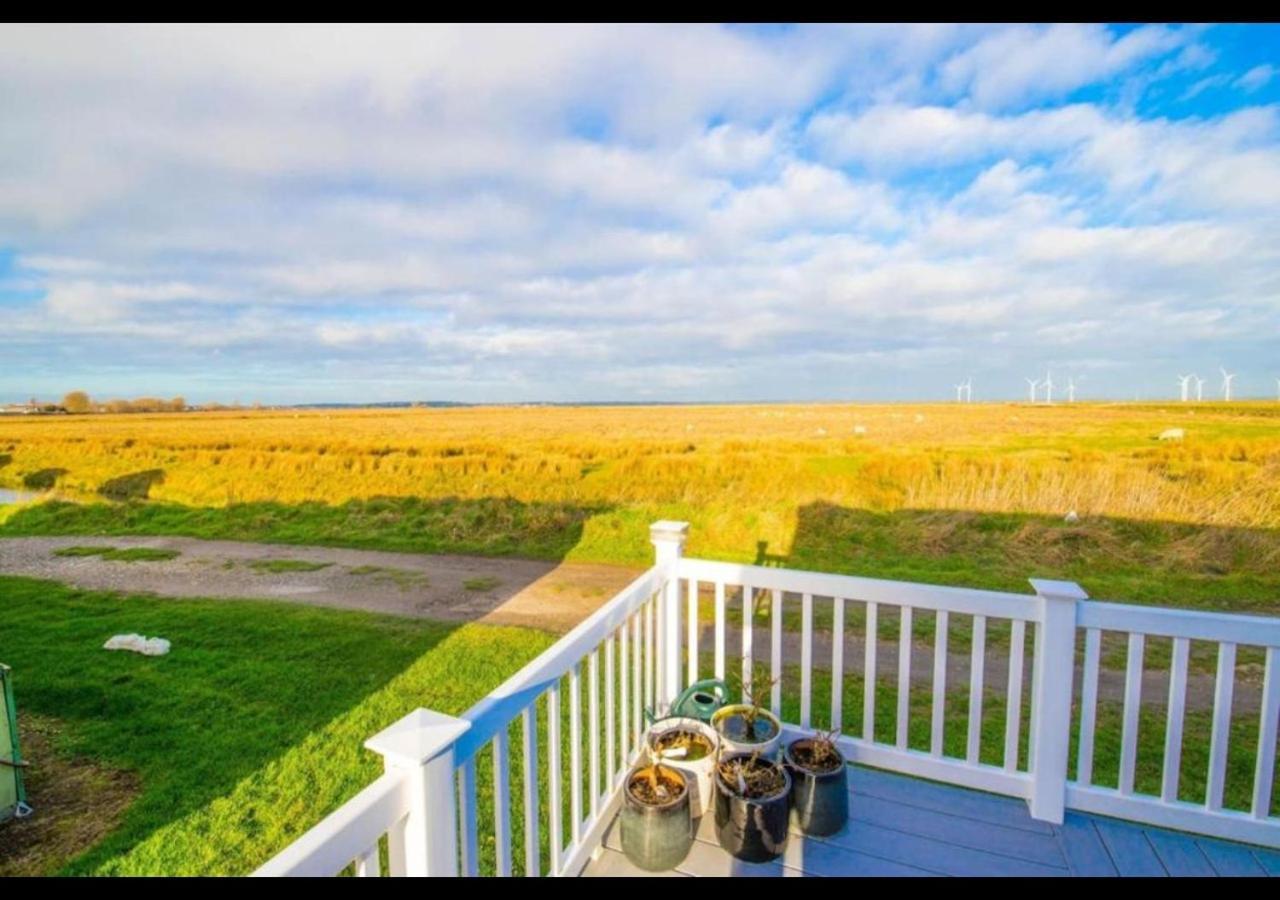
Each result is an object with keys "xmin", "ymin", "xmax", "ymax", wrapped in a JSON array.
[
  {"xmin": 1, "ymin": 403, "xmax": 1277, "ymax": 872},
  {"xmin": 2, "ymin": 402, "xmax": 1278, "ymax": 613},
  {"xmin": 0, "ymin": 576, "xmax": 554, "ymax": 875}
]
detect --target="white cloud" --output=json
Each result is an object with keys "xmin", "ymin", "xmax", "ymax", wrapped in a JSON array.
[{"xmin": 1, "ymin": 23, "xmax": 1277, "ymax": 403}]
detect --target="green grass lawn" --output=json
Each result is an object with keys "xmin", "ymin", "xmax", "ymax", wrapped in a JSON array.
[{"xmin": 0, "ymin": 576, "xmax": 554, "ymax": 875}]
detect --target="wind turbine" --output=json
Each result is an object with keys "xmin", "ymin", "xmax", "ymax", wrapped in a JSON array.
[
  {"xmin": 1025, "ymin": 377, "xmax": 1040, "ymax": 404},
  {"xmin": 963, "ymin": 378, "xmax": 973, "ymax": 403},
  {"xmin": 1066, "ymin": 376, "xmax": 1077, "ymax": 404},
  {"xmin": 1043, "ymin": 371, "xmax": 1054, "ymax": 405},
  {"xmin": 1177, "ymin": 374, "xmax": 1192, "ymax": 403},
  {"xmin": 954, "ymin": 382, "xmax": 965, "ymax": 403},
  {"xmin": 1193, "ymin": 374, "xmax": 1205, "ymax": 402},
  {"xmin": 1220, "ymin": 366, "xmax": 1237, "ymax": 402}
]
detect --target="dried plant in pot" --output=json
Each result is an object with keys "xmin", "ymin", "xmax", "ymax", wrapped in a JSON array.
[
  {"xmin": 713, "ymin": 750, "xmax": 791, "ymax": 863},
  {"xmin": 646, "ymin": 716, "xmax": 719, "ymax": 817},
  {"xmin": 783, "ymin": 728, "xmax": 848, "ymax": 836},
  {"xmin": 710, "ymin": 678, "xmax": 782, "ymax": 758},
  {"xmin": 619, "ymin": 747, "xmax": 694, "ymax": 872}
]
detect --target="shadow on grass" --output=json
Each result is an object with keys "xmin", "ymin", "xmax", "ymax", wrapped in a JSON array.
[
  {"xmin": 770, "ymin": 501, "xmax": 1280, "ymax": 612},
  {"xmin": 0, "ymin": 576, "xmax": 463, "ymax": 874},
  {"xmin": 99, "ymin": 469, "xmax": 166, "ymax": 501},
  {"xmin": 1, "ymin": 494, "xmax": 611, "ymax": 562}
]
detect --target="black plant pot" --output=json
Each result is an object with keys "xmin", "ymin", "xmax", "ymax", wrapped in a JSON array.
[
  {"xmin": 620, "ymin": 768, "xmax": 693, "ymax": 872},
  {"xmin": 784, "ymin": 739, "xmax": 849, "ymax": 836},
  {"xmin": 713, "ymin": 752, "xmax": 792, "ymax": 863}
]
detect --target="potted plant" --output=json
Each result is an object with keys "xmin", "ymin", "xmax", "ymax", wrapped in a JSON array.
[
  {"xmin": 619, "ymin": 746, "xmax": 694, "ymax": 871},
  {"xmin": 647, "ymin": 716, "xmax": 719, "ymax": 816},
  {"xmin": 783, "ymin": 728, "xmax": 848, "ymax": 836},
  {"xmin": 713, "ymin": 750, "xmax": 791, "ymax": 863},
  {"xmin": 710, "ymin": 679, "xmax": 782, "ymax": 758}
]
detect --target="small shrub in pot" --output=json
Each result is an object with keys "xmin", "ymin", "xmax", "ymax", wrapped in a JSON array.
[
  {"xmin": 713, "ymin": 750, "xmax": 791, "ymax": 863},
  {"xmin": 784, "ymin": 729, "xmax": 848, "ymax": 836},
  {"xmin": 619, "ymin": 750, "xmax": 694, "ymax": 872}
]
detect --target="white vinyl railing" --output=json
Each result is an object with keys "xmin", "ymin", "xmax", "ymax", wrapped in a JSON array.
[{"xmin": 257, "ymin": 520, "xmax": 1280, "ymax": 876}]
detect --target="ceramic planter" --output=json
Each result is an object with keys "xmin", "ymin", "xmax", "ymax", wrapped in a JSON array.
[
  {"xmin": 646, "ymin": 716, "xmax": 720, "ymax": 816},
  {"xmin": 784, "ymin": 738, "xmax": 849, "ymax": 836},
  {"xmin": 710, "ymin": 704, "xmax": 783, "ymax": 758},
  {"xmin": 619, "ymin": 765, "xmax": 694, "ymax": 872},
  {"xmin": 713, "ymin": 751, "xmax": 791, "ymax": 863}
]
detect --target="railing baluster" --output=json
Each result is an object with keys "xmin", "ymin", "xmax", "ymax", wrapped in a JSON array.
[
  {"xmin": 547, "ymin": 685, "xmax": 562, "ymax": 875},
  {"xmin": 966, "ymin": 614, "xmax": 986, "ymax": 764},
  {"xmin": 655, "ymin": 583, "xmax": 666, "ymax": 703},
  {"xmin": 1119, "ymin": 632, "xmax": 1145, "ymax": 795},
  {"xmin": 1077, "ymin": 627, "xmax": 1102, "ymax": 785},
  {"xmin": 864, "ymin": 601, "xmax": 878, "ymax": 742},
  {"xmin": 632, "ymin": 613, "xmax": 642, "ymax": 752},
  {"xmin": 687, "ymin": 578, "xmax": 699, "ymax": 686},
  {"xmin": 605, "ymin": 635, "xmax": 616, "ymax": 791},
  {"xmin": 459, "ymin": 757, "xmax": 479, "ymax": 877},
  {"xmin": 801, "ymin": 592, "xmax": 813, "ymax": 729},
  {"xmin": 569, "ymin": 662, "xmax": 583, "ymax": 846},
  {"xmin": 770, "ymin": 588, "xmax": 783, "ymax": 718},
  {"xmin": 385, "ymin": 816, "xmax": 407, "ymax": 876},
  {"xmin": 896, "ymin": 605, "xmax": 913, "ymax": 750},
  {"xmin": 645, "ymin": 597, "xmax": 655, "ymax": 719},
  {"xmin": 1253, "ymin": 646, "xmax": 1279, "ymax": 819},
  {"xmin": 1002, "ymin": 618, "xmax": 1025, "ymax": 771},
  {"xmin": 1161, "ymin": 636, "xmax": 1190, "ymax": 803},
  {"xmin": 493, "ymin": 729, "xmax": 511, "ymax": 877},
  {"xmin": 714, "ymin": 581, "xmax": 726, "ymax": 681},
  {"xmin": 355, "ymin": 844, "xmax": 379, "ymax": 877},
  {"xmin": 931, "ymin": 609, "xmax": 949, "ymax": 758},
  {"xmin": 588, "ymin": 650, "xmax": 600, "ymax": 822},
  {"xmin": 742, "ymin": 585, "xmax": 754, "ymax": 702},
  {"xmin": 521, "ymin": 705, "xmax": 540, "ymax": 877},
  {"xmin": 619, "ymin": 621, "xmax": 630, "ymax": 770},
  {"xmin": 831, "ymin": 597, "xmax": 845, "ymax": 733},
  {"xmin": 1206, "ymin": 641, "xmax": 1237, "ymax": 811}
]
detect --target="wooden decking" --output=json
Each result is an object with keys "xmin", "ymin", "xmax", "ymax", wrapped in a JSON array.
[{"xmin": 582, "ymin": 766, "xmax": 1280, "ymax": 877}]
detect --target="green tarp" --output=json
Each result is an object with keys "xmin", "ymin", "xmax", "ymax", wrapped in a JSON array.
[{"xmin": 0, "ymin": 663, "xmax": 25, "ymax": 822}]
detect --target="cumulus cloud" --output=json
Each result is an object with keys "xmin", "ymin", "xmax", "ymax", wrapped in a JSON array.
[{"xmin": 1, "ymin": 23, "xmax": 1278, "ymax": 403}]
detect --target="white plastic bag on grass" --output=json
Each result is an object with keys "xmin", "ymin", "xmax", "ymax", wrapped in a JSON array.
[{"xmin": 104, "ymin": 633, "xmax": 171, "ymax": 656}]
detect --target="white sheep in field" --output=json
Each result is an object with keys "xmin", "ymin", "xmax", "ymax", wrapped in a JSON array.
[{"xmin": 1158, "ymin": 428, "xmax": 1185, "ymax": 441}]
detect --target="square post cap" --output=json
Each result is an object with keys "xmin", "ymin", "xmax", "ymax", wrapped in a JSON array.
[
  {"xmin": 1029, "ymin": 579, "xmax": 1089, "ymax": 602},
  {"xmin": 649, "ymin": 521, "xmax": 690, "ymax": 545},
  {"xmin": 365, "ymin": 708, "xmax": 470, "ymax": 767}
]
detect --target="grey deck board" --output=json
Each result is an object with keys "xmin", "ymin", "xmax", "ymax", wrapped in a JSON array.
[
  {"xmin": 1196, "ymin": 836, "xmax": 1267, "ymax": 876},
  {"xmin": 1058, "ymin": 813, "xmax": 1118, "ymax": 876},
  {"xmin": 1251, "ymin": 846, "xmax": 1280, "ymax": 876},
  {"xmin": 580, "ymin": 764, "xmax": 1279, "ymax": 877},
  {"xmin": 850, "ymin": 791, "xmax": 1067, "ymax": 867},
  {"xmin": 1145, "ymin": 830, "xmax": 1215, "ymax": 876},
  {"xmin": 1093, "ymin": 817, "xmax": 1166, "ymax": 876},
  {"xmin": 847, "ymin": 766, "xmax": 1056, "ymax": 835}
]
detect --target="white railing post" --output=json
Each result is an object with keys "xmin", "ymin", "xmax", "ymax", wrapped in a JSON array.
[
  {"xmin": 365, "ymin": 708, "xmax": 471, "ymax": 876},
  {"xmin": 1027, "ymin": 579, "xmax": 1086, "ymax": 824},
  {"xmin": 651, "ymin": 520, "xmax": 689, "ymax": 714}
]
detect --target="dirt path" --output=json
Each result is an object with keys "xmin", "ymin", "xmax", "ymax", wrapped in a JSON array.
[{"xmin": 0, "ymin": 536, "xmax": 641, "ymax": 633}]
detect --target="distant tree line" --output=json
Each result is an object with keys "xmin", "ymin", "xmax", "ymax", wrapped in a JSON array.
[{"xmin": 61, "ymin": 392, "xmax": 188, "ymax": 414}]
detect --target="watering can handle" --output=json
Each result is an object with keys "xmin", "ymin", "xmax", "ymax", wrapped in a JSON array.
[{"xmin": 670, "ymin": 679, "xmax": 729, "ymax": 718}]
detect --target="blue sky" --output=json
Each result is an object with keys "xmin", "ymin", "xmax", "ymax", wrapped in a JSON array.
[{"xmin": 1, "ymin": 23, "xmax": 1278, "ymax": 404}]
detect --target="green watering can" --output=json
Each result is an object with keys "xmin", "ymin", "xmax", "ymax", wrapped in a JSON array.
[{"xmin": 668, "ymin": 679, "xmax": 729, "ymax": 723}]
